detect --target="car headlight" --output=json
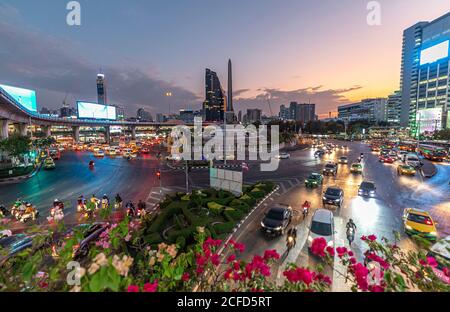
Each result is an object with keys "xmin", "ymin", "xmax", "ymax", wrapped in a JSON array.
[
  {"xmin": 261, "ymin": 222, "xmax": 266, "ymax": 228},
  {"xmin": 429, "ymin": 232, "xmax": 437, "ymax": 236},
  {"xmin": 370, "ymin": 190, "xmax": 375, "ymax": 194},
  {"xmin": 358, "ymin": 189, "xmax": 363, "ymax": 194},
  {"xmin": 323, "ymin": 196, "xmax": 327, "ymax": 200},
  {"xmin": 305, "ymin": 180, "xmax": 308, "ymax": 183},
  {"xmin": 335, "ymin": 199, "xmax": 340, "ymax": 202},
  {"xmin": 405, "ymin": 225, "xmax": 412, "ymax": 230}
]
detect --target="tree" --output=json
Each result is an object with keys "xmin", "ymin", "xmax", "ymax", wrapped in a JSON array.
[
  {"xmin": 433, "ymin": 129, "xmax": 450, "ymax": 141},
  {"xmin": 0, "ymin": 134, "xmax": 32, "ymax": 157}
]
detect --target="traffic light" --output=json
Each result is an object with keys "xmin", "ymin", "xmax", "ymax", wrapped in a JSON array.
[{"xmin": 156, "ymin": 171, "xmax": 161, "ymax": 180}]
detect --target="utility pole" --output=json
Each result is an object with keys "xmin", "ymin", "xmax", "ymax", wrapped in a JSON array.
[{"xmin": 185, "ymin": 160, "xmax": 189, "ymax": 193}]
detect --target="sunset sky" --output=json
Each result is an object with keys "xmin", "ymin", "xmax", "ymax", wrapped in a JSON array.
[{"xmin": 1, "ymin": 0, "xmax": 450, "ymax": 117}]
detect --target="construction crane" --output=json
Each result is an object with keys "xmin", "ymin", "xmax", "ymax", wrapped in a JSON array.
[{"xmin": 62, "ymin": 93, "xmax": 69, "ymax": 107}]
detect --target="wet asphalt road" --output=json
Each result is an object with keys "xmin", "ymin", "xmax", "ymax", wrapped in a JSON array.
[{"xmin": 0, "ymin": 141, "xmax": 448, "ymax": 288}]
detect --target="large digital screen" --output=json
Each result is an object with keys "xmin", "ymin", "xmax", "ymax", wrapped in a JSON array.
[
  {"xmin": 77, "ymin": 101, "xmax": 117, "ymax": 120},
  {"xmin": 420, "ymin": 40, "xmax": 449, "ymax": 65},
  {"xmin": 0, "ymin": 84, "xmax": 38, "ymax": 112},
  {"xmin": 416, "ymin": 107, "xmax": 443, "ymax": 133}
]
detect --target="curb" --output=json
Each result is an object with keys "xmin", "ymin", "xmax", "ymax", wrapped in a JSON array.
[
  {"xmin": 0, "ymin": 166, "xmax": 39, "ymax": 185},
  {"xmin": 168, "ymin": 164, "xmax": 242, "ymax": 171},
  {"xmin": 216, "ymin": 184, "xmax": 280, "ymax": 256}
]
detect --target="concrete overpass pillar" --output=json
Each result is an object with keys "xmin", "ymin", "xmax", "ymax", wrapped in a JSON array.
[
  {"xmin": 105, "ymin": 126, "xmax": 111, "ymax": 144},
  {"xmin": 15, "ymin": 123, "xmax": 28, "ymax": 136},
  {"xmin": 131, "ymin": 126, "xmax": 136, "ymax": 140},
  {"xmin": 0, "ymin": 119, "xmax": 9, "ymax": 140},
  {"xmin": 43, "ymin": 125, "xmax": 52, "ymax": 138},
  {"xmin": 72, "ymin": 126, "xmax": 80, "ymax": 143}
]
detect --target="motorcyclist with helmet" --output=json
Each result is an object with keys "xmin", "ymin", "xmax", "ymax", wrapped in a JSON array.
[
  {"xmin": 101, "ymin": 194, "xmax": 110, "ymax": 209},
  {"xmin": 126, "ymin": 201, "xmax": 137, "ymax": 217},
  {"xmin": 90, "ymin": 194, "xmax": 100, "ymax": 210},
  {"xmin": 346, "ymin": 219, "xmax": 357, "ymax": 245},
  {"xmin": 286, "ymin": 227, "xmax": 298, "ymax": 248},
  {"xmin": 115, "ymin": 194, "xmax": 123, "ymax": 209}
]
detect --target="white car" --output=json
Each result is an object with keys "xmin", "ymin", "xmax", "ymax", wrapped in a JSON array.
[
  {"xmin": 277, "ymin": 152, "xmax": 291, "ymax": 159},
  {"xmin": 405, "ymin": 153, "xmax": 422, "ymax": 168},
  {"xmin": 308, "ymin": 209, "xmax": 335, "ymax": 249}
]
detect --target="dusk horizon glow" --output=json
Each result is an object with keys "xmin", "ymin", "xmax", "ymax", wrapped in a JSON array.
[{"xmin": 1, "ymin": 0, "xmax": 450, "ymax": 117}]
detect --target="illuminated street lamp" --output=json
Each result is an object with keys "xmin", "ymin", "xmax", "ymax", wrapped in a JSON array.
[{"xmin": 165, "ymin": 92, "xmax": 173, "ymax": 115}]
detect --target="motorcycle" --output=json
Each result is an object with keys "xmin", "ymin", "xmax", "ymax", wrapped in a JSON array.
[
  {"xmin": 101, "ymin": 199, "xmax": 109, "ymax": 209},
  {"xmin": 286, "ymin": 235, "xmax": 295, "ymax": 252},
  {"xmin": 89, "ymin": 161, "xmax": 95, "ymax": 169},
  {"xmin": 302, "ymin": 201, "xmax": 311, "ymax": 219},
  {"xmin": 49, "ymin": 206, "xmax": 64, "ymax": 222},
  {"xmin": 19, "ymin": 206, "xmax": 39, "ymax": 223},
  {"xmin": 347, "ymin": 227, "xmax": 355, "ymax": 245}
]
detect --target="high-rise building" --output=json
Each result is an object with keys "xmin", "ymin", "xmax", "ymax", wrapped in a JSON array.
[
  {"xmin": 387, "ymin": 91, "xmax": 402, "ymax": 124},
  {"xmin": 156, "ymin": 113, "xmax": 165, "ymax": 123},
  {"xmin": 203, "ymin": 68, "xmax": 225, "ymax": 122},
  {"xmin": 400, "ymin": 13, "xmax": 450, "ymax": 135},
  {"xmin": 279, "ymin": 105, "xmax": 291, "ymax": 120},
  {"xmin": 245, "ymin": 109, "xmax": 262, "ymax": 123},
  {"xmin": 60, "ymin": 106, "xmax": 76, "ymax": 118},
  {"xmin": 338, "ymin": 98, "xmax": 387, "ymax": 123},
  {"xmin": 283, "ymin": 102, "xmax": 316, "ymax": 123},
  {"xmin": 137, "ymin": 108, "xmax": 153, "ymax": 122},
  {"xmin": 97, "ymin": 73, "xmax": 107, "ymax": 105}
]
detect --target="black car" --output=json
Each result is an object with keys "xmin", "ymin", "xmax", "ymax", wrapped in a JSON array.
[
  {"xmin": 322, "ymin": 187, "xmax": 344, "ymax": 208},
  {"xmin": 314, "ymin": 150, "xmax": 325, "ymax": 158},
  {"xmin": 323, "ymin": 163, "xmax": 338, "ymax": 176},
  {"xmin": 261, "ymin": 205, "xmax": 293, "ymax": 236},
  {"xmin": 358, "ymin": 181, "xmax": 376, "ymax": 197}
]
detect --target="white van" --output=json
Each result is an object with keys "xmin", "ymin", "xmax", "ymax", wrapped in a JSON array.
[{"xmin": 405, "ymin": 153, "xmax": 421, "ymax": 168}]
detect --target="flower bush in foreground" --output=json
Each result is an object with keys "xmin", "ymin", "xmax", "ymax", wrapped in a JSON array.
[{"xmin": 0, "ymin": 215, "xmax": 448, "ymax": 292}]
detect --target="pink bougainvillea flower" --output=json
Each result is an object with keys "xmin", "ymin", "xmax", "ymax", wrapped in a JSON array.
[
  {"xmin": 311, "ymin": 237, "xmax": 327, "ymax": 257},
  {"xmin": 326, "ymin": 246, "xmax": 335, "ymax": 257},
  {"xmin": 226, "ymin": 254, "xmax": 236, "ymax": 263},
  {"xmin": 336, "ymin": 247, "xmax": 348, "ymax": 257},
  {"xmin": 367, "ymin": 235, "xmax": 377, "ymax": 241},
  {"xmin": 182, "ymin": 272, "xmax": 190, "ymax": 282},
  {"xmin": 349, "ymin": 257, "xmax": 357, "ymax": 265},
  {"xmin": 361, "ymin": 235, "xmax": 367, "ymax": 241},
  {"xmin": 196, "ymin": 254, "xmax": 207, "ymax": 266},
  {"xmin": 264, "ymin": 249, "xmax": 280, "ymax": 261},
  {"xmin": 352, "ymin": 263, "xmax": 369, "ymax": 291},
  {"xmin": 211, "ymin": 253, "xmax": 220, "ymax": 266},
  {"xmin": 348, "ymin": 251, "xmax": 354, "ymax": 257},
  {"xmin": 127, "ymin": 285, "xmax": 140, "ymax": 292},
  {"xmin": 427, "ymin": 256, "xmax": 438, "ymax": 268},
  {"xmin": 196, "ymin": 267, "xmax": 204, "ymax": 275},
  {"xmin": 143, "ymin": 280, "xmax": 158, "ymax": 293}
]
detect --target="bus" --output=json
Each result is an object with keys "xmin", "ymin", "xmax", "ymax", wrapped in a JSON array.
[
  {"xmin": 418, "ymin": 144, "xmax": 448, "ymax": 162},
  {"xmin": 398, "ymin": 141, "xmax": 417, "ymax": 152}
]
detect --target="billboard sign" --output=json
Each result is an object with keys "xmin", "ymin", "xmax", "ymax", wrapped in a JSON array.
[
  {"xmin": 420, "ymin": 40, "xmax": 449, "ymax": 65},
  {"xmin": 0, "ymin": 84, "xmax": 38, "ymax": 112},
  {"xmin": 210, "ymin": 168, "xmax": 243, "ymax": 196},
  {"xmin": 416, "ymin": 107, "xmax": 443, "ymax": 134},
  {"xmin": 77, "ymin": 101, "xmax": 117, "ymax": 120}
]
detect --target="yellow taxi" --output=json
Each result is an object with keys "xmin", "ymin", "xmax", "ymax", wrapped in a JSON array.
[
  {"xmin": 402, "ymin": 208, "xmax": 438, "ymax": 241},
  {"xmin": 397, "ymin": 165, "xmax": 416, "ymax": 176}
]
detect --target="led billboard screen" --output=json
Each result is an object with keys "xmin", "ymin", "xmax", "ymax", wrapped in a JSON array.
[
  {"xmin": 77, "ymin": 101, "xmax": 117, "ymax": 120},
  {"xmin": 420, "ymin": 40, "xmax": 449, "ymax": 65},
  {"xmin": 0, "ymin": 84, "xmax": 38, "ymax": 112},
  {"xmin": 416, "ymin": 107, "xmax": 443, "ymax": 134}
]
